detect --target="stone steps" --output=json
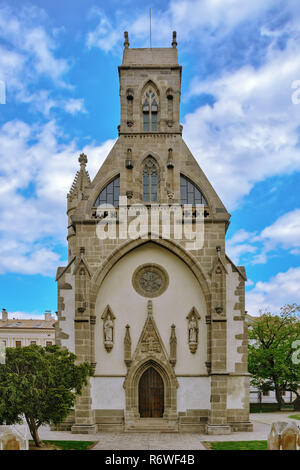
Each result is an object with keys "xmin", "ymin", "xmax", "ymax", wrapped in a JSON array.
[{"xmin": 125, "ymin": 418, "xmax": 179, "ymax": 433}]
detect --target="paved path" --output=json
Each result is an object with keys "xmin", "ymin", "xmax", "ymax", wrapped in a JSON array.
[
  {"xmin": 17, "ymin": 412, "xmax": 299, "ymax": 450},
  {"xmin": 250, "ymin": 411, "xmax": 300, "ymax": 426}
]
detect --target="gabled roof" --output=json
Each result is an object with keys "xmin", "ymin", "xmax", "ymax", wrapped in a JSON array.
[
  {"xmin": 0, "ymin": 319, "xmax": 55, "ymax": 329},
  {"xmin": 225, "ymin": 254, "xmax": 247, "ymax": 281},
  {"xmin": 56, "ymin": 256, "xmax": 76, "ymax": 282}
]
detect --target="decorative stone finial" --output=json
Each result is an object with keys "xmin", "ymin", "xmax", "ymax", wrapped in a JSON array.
[
  {"xmin": 78, "ymin": 153, "xmax": 87, "ymax": 168},
  {"xmin": 124, "ymin": 31, "xmax": 129, "ymax": 49},
  {"xmin": 216, "ymin": 246, "xmax": 221, "ymax": 258},
  {"xmin": 147, "ymin": 300, "xmax": 153, "ymax": 316},
  {"xmin": 169, "ymin": 324, "xmax": 177, "ymax": 367},
  {"xmin": 172, "ymin": 31, "xmax": 177, "ymax": 48}
]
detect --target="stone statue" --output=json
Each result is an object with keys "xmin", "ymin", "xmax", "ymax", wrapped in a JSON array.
[
  {"xmin": 189, "ymin": 316, "xmax": 198, "ymax": 343},
  {"xmin": 104, "ymin": 316, "xmax": 113, "ymax": 342}
]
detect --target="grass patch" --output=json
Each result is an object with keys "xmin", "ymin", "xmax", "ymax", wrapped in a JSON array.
[
  {"xmin": 203, "ymin": 440, "xmax": 267, "ymax": 451},
  {"xmin": 29, "ymin": 440, "xmax": 95, "ymax": 450},
  {"xmin": 288, "ymin": 414, "xmax": 300, "ymax": 420}
]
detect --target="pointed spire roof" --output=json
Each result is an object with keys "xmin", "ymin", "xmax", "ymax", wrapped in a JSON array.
[{"xmin": 68, "ymin": 153, "xmax": 91, "ymax": 200}]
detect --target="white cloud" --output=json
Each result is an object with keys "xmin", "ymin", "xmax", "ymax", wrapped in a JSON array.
[
  {"xmin": 0, "ymin": 118, "xmax": 115, "ymax": 276},
  {"xmin": 0, "ymin": 5, "xmax": 68, "ymax": 86},
  {"xmin": 183, "ymin": 35, "xmax": 300, "ymax": 209},
  {"xmin": 227, "ymin": 209, "xmax": 300, "ymax": 265},
  {"xmin": 261, "ymin": 209, "xmax": 300, "ymax": 251},
  {"xmin": 14, "ymin": 90, "xmax": 87, "ymax": 117},
  {"xmin": 246, "ymin": 266, "xmax": 300, "ymax": 315},
  {"xmin": 0, "ymin": 5, "xmax": 84, "ymax": 115},
  {"xmin": 63, "ymin": 98, "xmax": 87, "ymax": 115},
  {"xmin": 86, "ymin": 9, "xmax": 120, "ymax": 53},
  {"xmin": 86, "ymin": 0, "xmax": 277, "ymax": 52},
  {"xmin": 169, "ymin": 0, "xmax": 275, "ymax": 37}
]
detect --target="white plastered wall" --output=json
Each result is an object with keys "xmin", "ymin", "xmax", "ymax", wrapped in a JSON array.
[
  {"xmin": 91, "ymin": 377, "xmax": 126, "ymax": 409},
  {"xmin": 177, "ymin": 377, "xmax": 211, "ymax": 411},
  {"xmin": 94, "ymin": 243, "xmax": 207, "ymax": 378},
  {"xmin": 227, "ymin": 376, "xmax": 246, "ymax": 409}
]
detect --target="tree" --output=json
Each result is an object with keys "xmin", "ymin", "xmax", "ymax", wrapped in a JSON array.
[
  {"xmin": 0, "ymin": 344, "xmax": 92, "ymax": 447},
  {"xmin": 248, "ymin": 304, "xmax": 300, "ymax": 410}
]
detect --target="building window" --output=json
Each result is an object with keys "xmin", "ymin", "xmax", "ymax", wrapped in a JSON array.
[
  {"xmin": 143, "ymin": 158, "xmax": 158, "ymax": 202},
  {"xmin": 94, "ymin": 175, "xmax": 120, "ymax": 207},
  {"xmin": 143, "ymin": 88, "xmax": 158, "ymax": 132},
  {"xmin": 15, "ymin": 341, "xmax": 21, "ymax": 348},
  {"xmin": 46, "ymin": 341, "xmax": 52, "ymax": 346},
  {"xmin": 262, "ymin": 391, "xmax": 270, "ymax": 396},
  {"xmin": 30, "ymin": 341, "xmax": 36, "ymax": 345},
  {"xmin": 180, "ymin": 174, "xmax": 208, "ymax": 206}
]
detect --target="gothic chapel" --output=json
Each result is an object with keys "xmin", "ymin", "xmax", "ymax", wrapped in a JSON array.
[{"xmin": 55, "ymin": 32, "xmax": 253, "ymax": 435}]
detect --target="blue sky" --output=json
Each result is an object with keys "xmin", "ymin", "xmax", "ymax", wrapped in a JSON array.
[{"xmin": 0, "ymin": 0, "xmax": 299, "ymax": 318}]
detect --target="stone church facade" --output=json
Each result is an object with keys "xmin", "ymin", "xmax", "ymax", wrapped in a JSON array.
[{"xmin": 55, "ymin": 32, "xmax": 253, "ymax": 435}]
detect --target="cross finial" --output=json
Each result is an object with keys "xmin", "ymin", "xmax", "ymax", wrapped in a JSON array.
[
  {"xmin": 172, "ymin": 31, "xmax": 177, "ymax": 48},
  {"xmin": 124, "ymin": 31, "xmax": 129, "ymax": 49},
  {"xmin": 78, "ymin": 153, "xmax": 87, "ymax": 168}
]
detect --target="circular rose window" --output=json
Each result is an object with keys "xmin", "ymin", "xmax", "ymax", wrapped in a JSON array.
[{"xmin": 132, "ymin": 264, "xmax": 169, "ymax": 298}]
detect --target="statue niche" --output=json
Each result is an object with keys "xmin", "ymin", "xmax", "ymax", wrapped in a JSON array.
[
  {"xmin": 186, "ymin": 307, "xmax": 201, "ymax": 353},
  {"xmin": 101, "ymin": 305, "xmax": 116, "ymax": 352}
]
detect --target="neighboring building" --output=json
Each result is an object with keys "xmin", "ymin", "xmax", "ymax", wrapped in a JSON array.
[
  {"xmin": 56, "ymin": 32, "xmax": 252, "ymax": 435},
  {"xmin": 0, "ymin": 309, "xmax": 56, "ymax": 348}
]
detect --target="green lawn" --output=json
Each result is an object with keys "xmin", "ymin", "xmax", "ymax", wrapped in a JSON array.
[
  {"xmin": 204, "ymin": 441, "xmax": 267, "ymax": 451},
  {"xmin": 29, "ymin": 440, "xmax": 95, "ymax": 450},
  {"xmin": 288, "ymin": 414, "xmax": 300, "ymax": 420}
]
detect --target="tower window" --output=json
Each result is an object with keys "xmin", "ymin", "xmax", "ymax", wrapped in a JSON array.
[
  {"xmin": 180, "ymin": 174, "xmax": 208, "ymax": 206},
  {"xmin": 143, "ymin": 158, "xmax": 158, "ymax": 202},
  {"xmin": 94, "ymin": 175, "xmax": 120, "ymax": 207},
  {"xmin": 143, "ymin": 89, "xmax": 159, "ymax": 132}
]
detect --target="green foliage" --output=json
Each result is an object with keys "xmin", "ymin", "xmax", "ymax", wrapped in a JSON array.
[
  {"xmin": 288, "ymin": 414, "xmax": 300, "ymax": 420},
  {"xmin": 0, "ymin": 344, "xmax": 93, "ymax": 446},
  {"xmin": 250, "ymin": 403, "xmax": 281, "ymax": 413},
  {"xmin": 205, "ymin": 441, "xmax": 267, "ymax": 451},
  {"xmin": 29, "ymin": 440, "xmax": 95, "ymax": 450},
  {"xmin": 248, "ymin": 304, "xmax": 300, "ymax": 406}
]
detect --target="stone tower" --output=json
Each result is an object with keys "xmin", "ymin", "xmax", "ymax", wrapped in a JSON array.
[{"xmin": 56, "ymin": 32, "xmax": 253, "ymax": 434}]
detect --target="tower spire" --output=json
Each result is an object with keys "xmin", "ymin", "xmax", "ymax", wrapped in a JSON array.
[{"xmin": 68, "ymin": 153, "xmax": 91, "ymax": 200}]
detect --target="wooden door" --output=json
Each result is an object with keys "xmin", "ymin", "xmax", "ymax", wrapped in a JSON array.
[{"xmin": 139, "ymin": 367, "xmax": 164, "ymax": 417}]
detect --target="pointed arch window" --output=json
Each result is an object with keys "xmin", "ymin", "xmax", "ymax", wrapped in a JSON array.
[
  {"xmin": 143, "ymin": 88, "xmax": 158, "ymax": 132},
  {"xmin": 143, "ymin": 158, "xmax": 158, "ymax": 202},
  {"xmin": 180, "ymin": 174, "xmax": 208, "ymax": 206},
  {"xmin": 94, "ymin": 175, "xmax": 120, "ymax": 207}
]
